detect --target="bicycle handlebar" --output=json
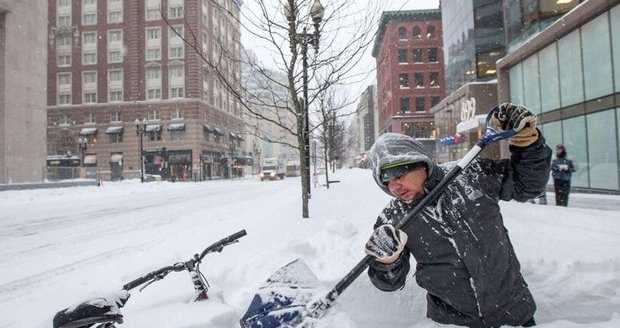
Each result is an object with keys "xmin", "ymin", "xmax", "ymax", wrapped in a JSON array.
[{"xmin": 122, "ymin": 230, "xmax": 247, "ymax": 291}]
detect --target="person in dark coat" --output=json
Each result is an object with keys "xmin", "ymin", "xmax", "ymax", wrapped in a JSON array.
[
  {"xmin": 364, "ymin": 103, "xmax": 552, "ymax": 327},
  {"xmin": 551, "ymin": 144, "xmax": 575, "ymax": 206}
]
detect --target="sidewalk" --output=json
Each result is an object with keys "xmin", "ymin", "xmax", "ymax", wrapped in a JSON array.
[{"xmin": 546, "ymin": 192, "xmax": 620, "ymax": 212}]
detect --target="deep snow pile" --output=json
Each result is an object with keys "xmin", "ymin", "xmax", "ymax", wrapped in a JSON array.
[{"xmin": 0, "ymin": 168, "xmax": 619, "ymax": 327}]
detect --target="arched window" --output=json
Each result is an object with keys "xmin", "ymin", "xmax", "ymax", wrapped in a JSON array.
[
  {"xmin": 412, "ymin": 26, "xmax": 421, "ymax": 40},
  {"xmin": 427, "ymin": 26, "xmax": 436, "ymax": 39},
  {"xmin": 398, "ymin": 27, "xmax": 407, "ymax": 40}
]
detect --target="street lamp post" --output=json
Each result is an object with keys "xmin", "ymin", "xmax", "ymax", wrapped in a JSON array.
[
  {"xmin": 77, "ymin": 136, "xmax": 88, "ymax": 166},
  {"xmin": 284, "ymin": 0, "xmax": 324, "ymax": 200},
  {"xmin": 229, "ymin": 141, "xmax": 236, "ymax": 179},
  {"xmin": 135, "ymin": 118, "xmax": 147, "ymax": 183}
]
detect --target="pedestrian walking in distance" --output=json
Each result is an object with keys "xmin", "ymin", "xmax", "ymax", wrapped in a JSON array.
[{"xmin": 551, "ymin": 144, "xmax": 575, "ymax": 206}]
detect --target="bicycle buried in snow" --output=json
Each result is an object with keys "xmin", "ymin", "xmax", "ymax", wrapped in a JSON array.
[{"xmin": 53, "ymin": 229, "xmax": 247, "ymax": 328}]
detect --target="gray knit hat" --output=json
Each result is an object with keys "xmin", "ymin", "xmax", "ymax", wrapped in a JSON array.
[{"xmin": 369, "ymin": 133, "xmax": 434, "ymax": 196}]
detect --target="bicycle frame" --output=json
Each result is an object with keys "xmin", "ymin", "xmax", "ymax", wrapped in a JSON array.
[{"xmin": 53, "ymin": 230, "xmax": 247, "ymax": 328}]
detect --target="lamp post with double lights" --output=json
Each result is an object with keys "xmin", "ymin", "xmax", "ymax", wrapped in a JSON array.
[
  {"xmin": 77, "ymin": 136, "xmax": 88, "ymax": 167},
  {"xmin": 284, "ymin": 0, "xmax": 324, "ymax": 201},
  {"xmin": 135, "ymin": 118, "xmax": 147, "ymax": 183}
]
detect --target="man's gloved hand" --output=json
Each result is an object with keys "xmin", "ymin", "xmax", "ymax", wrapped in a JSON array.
[
  {"xmin": 365, "ymin": 224, "xmax": 408, "ymax": 264},
  {"xmin": 53, "ymin": 290, "xmax": 130, "ymax": 328},
  {"xmin": 493, "ymin": 102, "xmax": 539, "ymax": 147}
]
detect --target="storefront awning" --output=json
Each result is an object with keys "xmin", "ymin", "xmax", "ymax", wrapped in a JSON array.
[
  {"xmin": 213, "ymin": 127, "xmax": 222, "ymax": 135},
  {"xmin": 106, "ymin": 126, "xmax": 124, "ymax": 134},
  {"xmin": 83, "ymin": 154, "xmax": 97, "ymax": 165},
  {"xmin": 146, "ymin": 124, "xmax": 162, "ymax": 132},
  {"xmin": 456, "ymin": 114, "xmax": 487, "ymax": 134},
  {"xmin": 229, "ymin": 132, "xmax": 236, "ymax": 139},
  {"xmin": 110, "ymin": 154, "xmax": 123, "ymax": 163},
  {"xmin": 79, "ymin": 127, "xmax": 98, "ymax": 136},
  {"xmin": 203, "ymin": 124, "xmax": 213, "ymax": 133},
  {"xmin": 167, "ymin": 123, "xmax": 186, "ymax": 131}
]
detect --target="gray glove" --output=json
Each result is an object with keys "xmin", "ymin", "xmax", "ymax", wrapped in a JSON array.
[{"xmin": 365, "ymin": 224, "xmax": 408, "ymax": 264}]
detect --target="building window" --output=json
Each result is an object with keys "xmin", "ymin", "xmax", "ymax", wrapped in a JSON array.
[
  {"xmin": 58, "ymin": 54, "xmax": 71, "ymax": 67},
  {"xmin": 108, "ymin": 30, "xmax": 122, "ymax": 42},
  {"xmin": 427, "ymin": 26, "xmax": 436, "ymax": 39},
  {"xmin": 83, "ymin": 32, "xmax": 97, "ymax": 45},
  {"xmin": 413, "ymin": 48, "xmax": 423, "ymax": 63},
  {"xmin": 83, "ymin": 52, "xmax": 97, "ymax": 65},
  {"xmin": 108, "ymin": 10, "xmax": 122, "ymax": 23},
  {"xmin": 428, "ymin": 48, "xmax": 438, "ymax": 62},
  {"xmin": 400, "ymin": 97, "xmax": 410, "ymax": 113},
  {"xmin": 108, "ymin": 50, "xmax": 122, "ymax": 63},
  {"xmin": 169, "ymin": 65, "xmax": 184, "ymax": 78},
  {"xmin": 146, "ymin": 0, "xmax": 161, "ymax": 20},
  {"xmin": 58, "ymin": 94, "xmax": 71, "ymax": 105},
  {"xmin": 58, "ymin": 73, "xmax": 71, "ymax": 86},
  {"xmin": 415, "ymin": 97, "xmax": 425, "ymax": 112},
  {"xmin": 170, "ymin": 25, "xmax": 184, "ymax": 40},
  {"xmin": 147, "ymin": 89, "xmax": 161, "ymax": 100},
  {"xmin": 171, "ymin": 109, "xmax": 184, "ymax": 120},
  {"xmin": 83, "ymin": 13, "xmax": 97, "ymax": 25},
  {"xmin": 59, "ymin": 114, "xmax": 71, "ymax": 125},
  {"xmin": 170, "ymin": 87, "xmax": 184, "ymax": 99},
  {"xmin": 169, "ymin": 46, "xmax": 184, "ymax": 59},
  {"xmin": 110, "ymin": 111, "xmax": 122, "ymax": 122},
  {"xmin": 398, "ymin": 27, "xmax": 407, "ymax": 40},
  {"xmin": 109, "ymin": 69, "xmax": 122, "ymax": 82},
  {"xmin": 414, "ymin": 73, "xmax": 424, "ymax": 88},
  {"xmin": 110, "ymin": 91, "xmax": 123, "ymax": 102},
  {"xmin": 146, "ymin": 49, "xmax": 161, "ymax": 61},
  {"xmin": 147, "ymin": 109, "xmax": 160, "ymax": 120},
  {"xmin": 84, "ymin": 92, "xmax": 97, "ymax": 104},
  {"xmin": 146, "ymin": 66, "xmax": 161, "ymax": 80},
  {"xmin": 169, "ymin": 4, "xmax": 184, "ymax": 18},
  {"xmin": 57, "ymin": 35, "xmax": 71, "ymax": 47},
  {"xmin": 85, "ymin": 112, "xmax": 96, "ymax": 124},
  {"xmin": 399, "ymin": 73, "xmax": 410, "ymax": 88},
  {"xmin": 398, "ymin": 49, "xmax": 407, "ymax": 64},
  {"xmin": 146, "ymin": 27, "xmax": 160, "ymax": 40},
  {"xmin": 58, "ymin": 15, "xmax": 71, "ymax": 27},
  {"xmin": 110, "ymin": 133, "xmax": 123, "ymax": 143},
  {"xmin": 148, "ymin": 130, "xmax": 162, "ymax": 141},
  {"xmin": 430, "ymin": 96, "xmax": 440, "ymax": 107},
  {"xmin": 412, "ymin": 26, "xmax": 421, "ymax": 40},
  {"xmin": 429, "ymin": 72, "xmax": 439, "ymax": 87},
  {"xmin": 83, "ymin": 71, "xmax": 97, "ymax": 84}
]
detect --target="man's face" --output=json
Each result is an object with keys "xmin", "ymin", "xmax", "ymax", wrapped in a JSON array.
[{"xmin": 386, "ymin": 168, "xmax": 428, "ymax": 201}]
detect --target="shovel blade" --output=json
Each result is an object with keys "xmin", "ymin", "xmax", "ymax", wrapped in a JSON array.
[{"xmin": 239, "ymin": 259, "xmax": 322, "ymax": 328}]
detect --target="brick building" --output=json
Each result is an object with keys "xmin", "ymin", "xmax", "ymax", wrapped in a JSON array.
[
  {"xmin": 371, "ymin": 10, "xmax": 444, "ymax": 144},
  {"xmin": 46, "ymin": 0, "xmax": 243, "ymax": 182}
]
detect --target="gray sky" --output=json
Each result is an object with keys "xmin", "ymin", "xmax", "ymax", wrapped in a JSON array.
[{"xmin": 240, "ymin": 0, "xmax": 440, "ymax": 112}]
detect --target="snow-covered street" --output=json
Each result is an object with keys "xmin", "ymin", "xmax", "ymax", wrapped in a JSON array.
[{"xmin": 1, "ymin": 169, "xmax": 619, "ymax": 327}]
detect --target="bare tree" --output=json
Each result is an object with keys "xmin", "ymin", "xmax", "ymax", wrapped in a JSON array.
[{"xmin": 164, "ymin": 0, "xmax": 386, "ymax": 218}]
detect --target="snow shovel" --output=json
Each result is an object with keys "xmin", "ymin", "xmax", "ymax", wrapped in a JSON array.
[{"xmin": 239, "ymin": 107, "xmax": 517, "ymax": 328}]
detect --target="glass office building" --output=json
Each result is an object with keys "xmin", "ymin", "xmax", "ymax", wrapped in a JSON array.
[
  {"xmin": 498, "ymin": 1, "xmax": 620, "ymax": 193},
  {"xmin": 442, "ymin": 0, "xmax": 505, "ymax": 94}
]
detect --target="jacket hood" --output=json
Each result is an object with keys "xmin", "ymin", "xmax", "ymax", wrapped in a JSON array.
[{"xmin": 368, "ymin": 133, "xmax": 434, "ymax": 196}]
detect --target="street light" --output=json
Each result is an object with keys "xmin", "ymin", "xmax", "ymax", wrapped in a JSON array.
[
  {"xmin": 229, "ymin": 141, "xmax": 236, "ymax": 179},
  {"xmin": 284, "ymin": 0, "xmax": 324, "ymax": 200},
  {"xmin": 77, "ymin": 136, "xmax": 88, "ymax": 167},
  {"xmin": 135, "ymin": 118, "xmax": 147, "ymax": 183}
]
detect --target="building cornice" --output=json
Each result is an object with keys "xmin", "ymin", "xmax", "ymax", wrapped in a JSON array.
[{"xmin": 372, "ymin": 9, "xmax": 441, "ymax": 58}]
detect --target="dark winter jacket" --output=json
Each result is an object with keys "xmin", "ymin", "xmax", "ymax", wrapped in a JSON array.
[
  {"xmin": 367, "ymin": 132, "xmax": 552, "ymax": 327},
  {"xmin": 551, "ymin": 153, "xmax": 575, "ymax": 181}
]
